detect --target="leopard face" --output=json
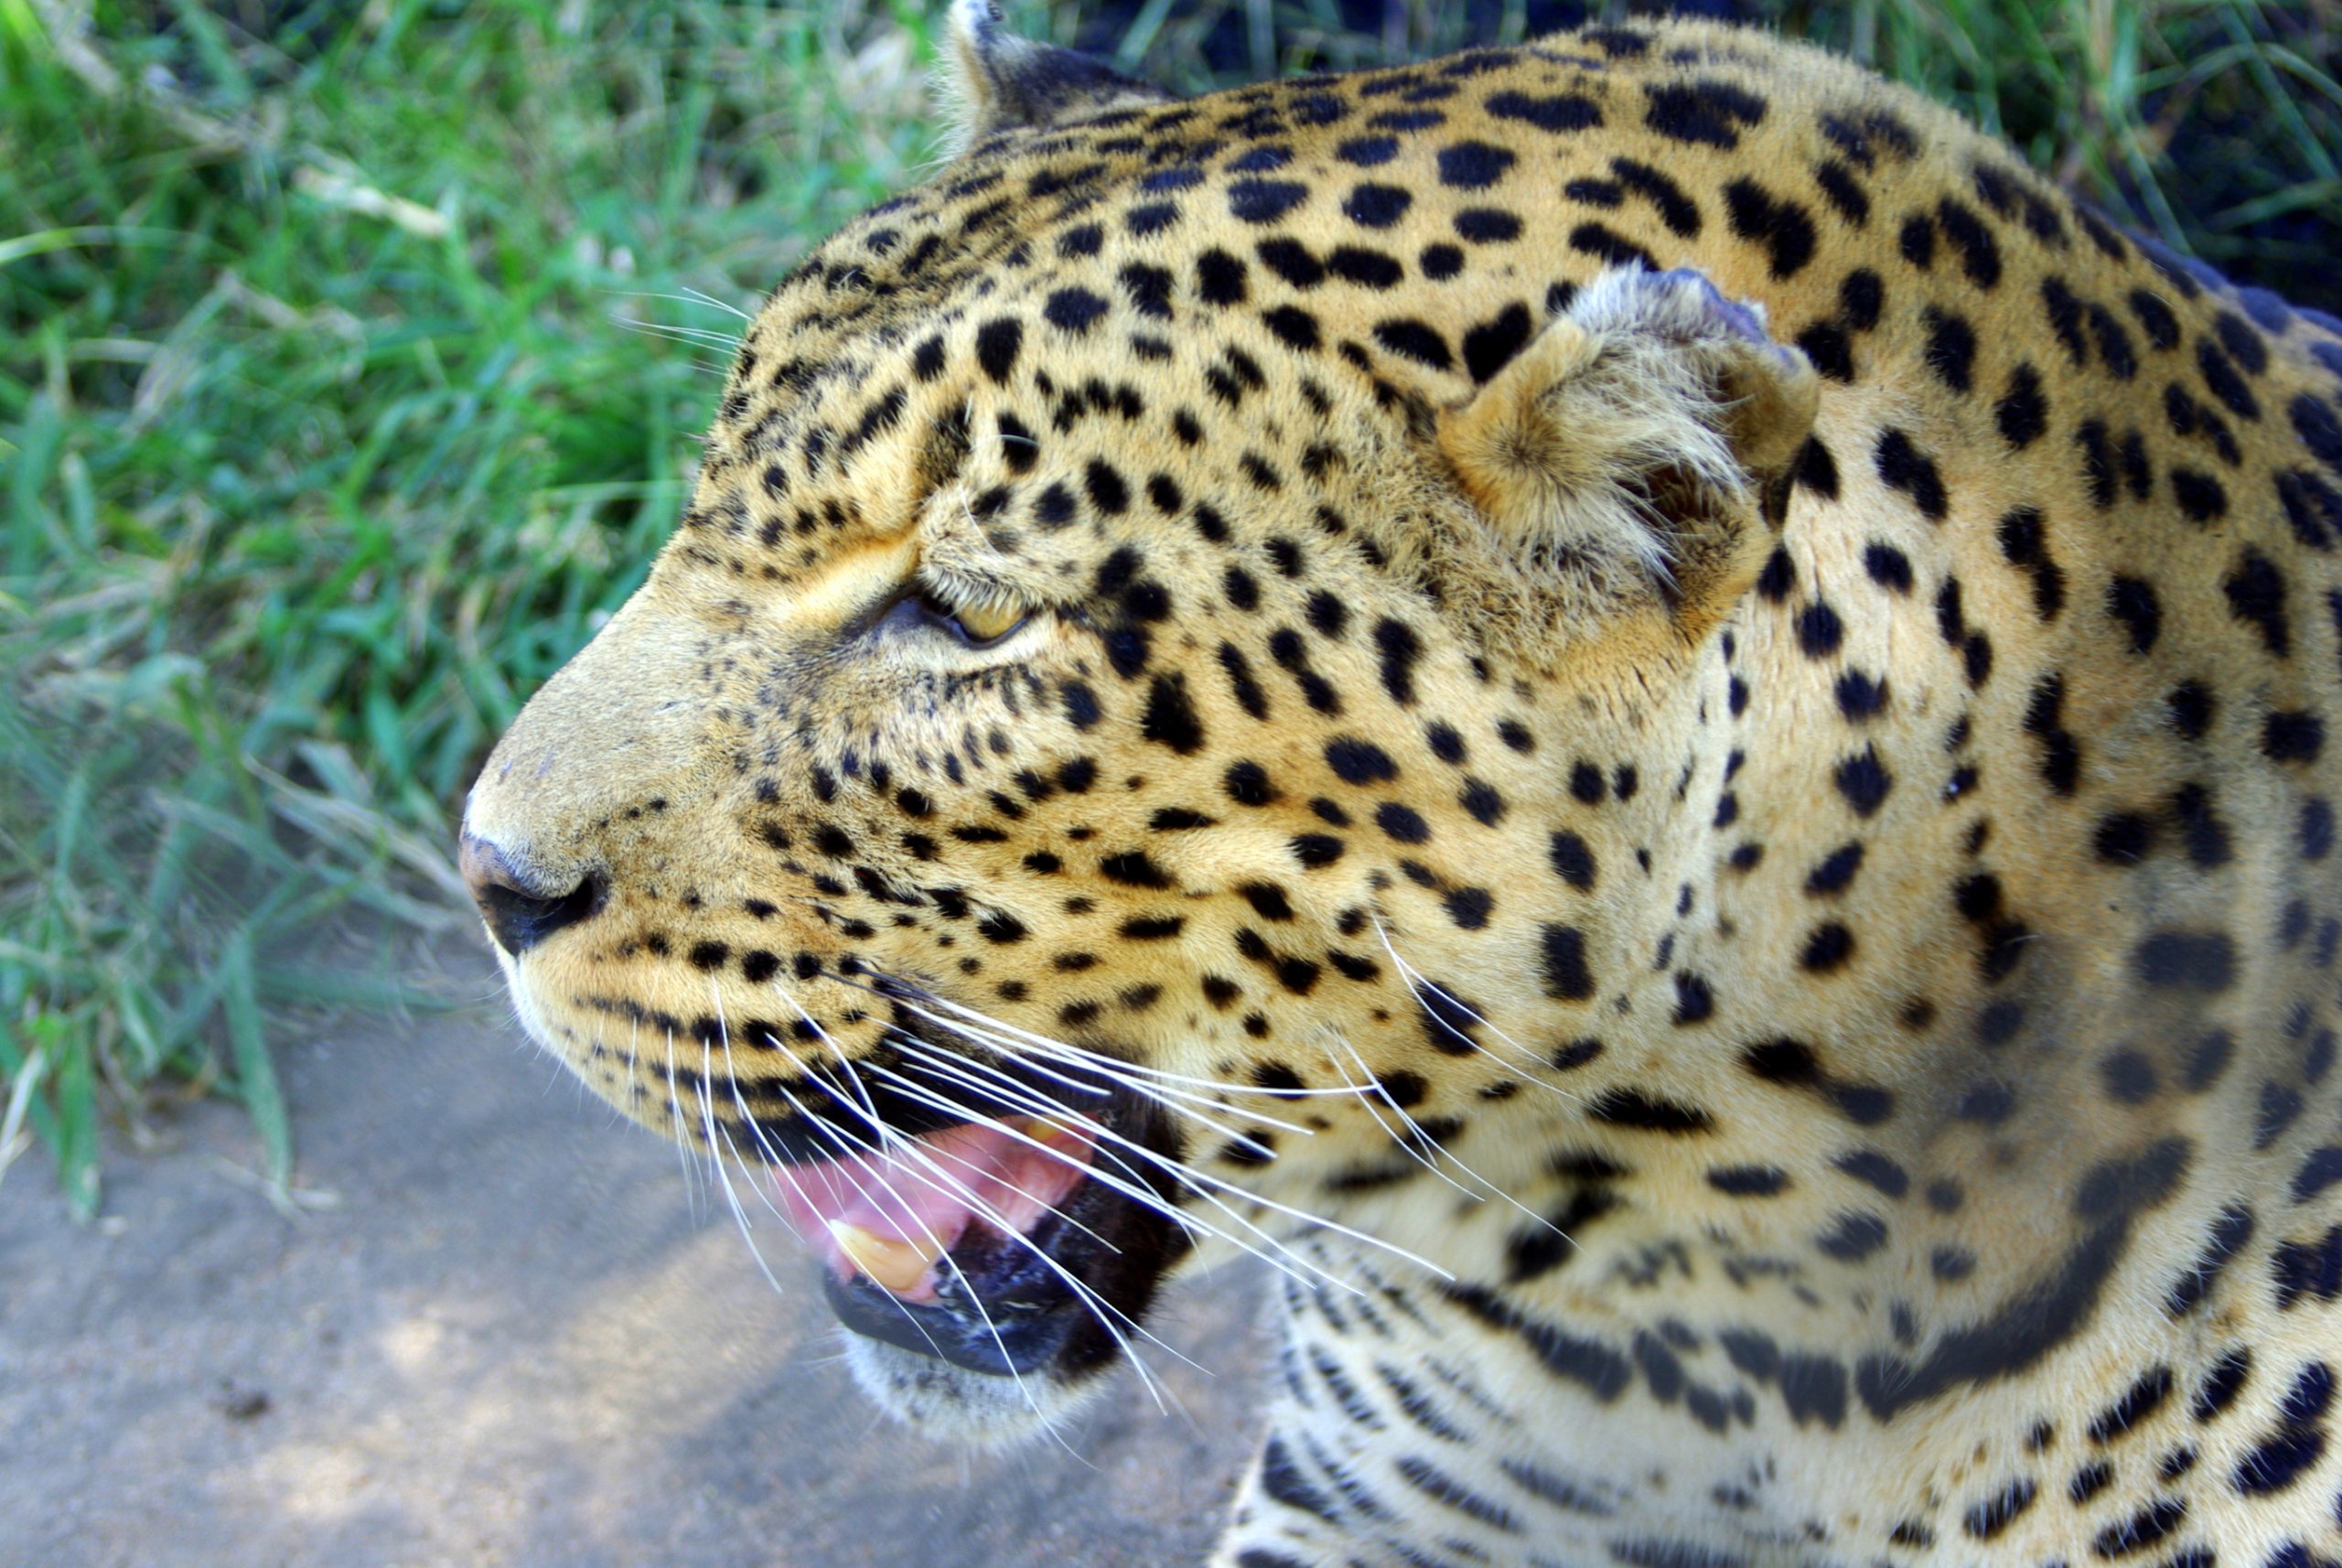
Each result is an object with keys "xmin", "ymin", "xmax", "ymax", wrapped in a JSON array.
[{"xmin": 462, "ymin": 5, "xmax": 2342, "ymax": 1561}]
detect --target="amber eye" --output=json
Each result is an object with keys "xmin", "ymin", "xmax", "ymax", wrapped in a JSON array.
[{"xmin": 910, "ymin": 585, "xmax": 1029, "ymax": 648}]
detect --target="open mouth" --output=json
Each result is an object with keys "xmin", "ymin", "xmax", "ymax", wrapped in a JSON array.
[{"xmin": 770, "ymin": 1091, "xmax": 1189, "ymax": 1380}]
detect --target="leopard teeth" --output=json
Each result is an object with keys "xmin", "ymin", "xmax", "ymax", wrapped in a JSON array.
[
  {"xmin": 1020, "ymin": 1112, "xmax": 1082, "ymax": 1143},
  {"xmin": 829, "ymin": 1219, "xmax": 943, "ymax": 1294}
]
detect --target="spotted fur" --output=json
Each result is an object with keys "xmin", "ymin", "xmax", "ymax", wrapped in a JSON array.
[{"xmin": 462, "ymin": 5, "xmax": 2342, "ymax": 1563}]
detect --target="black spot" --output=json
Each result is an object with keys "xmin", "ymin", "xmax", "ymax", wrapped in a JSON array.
[
  {"xmin": 2272, "ymin": 1227, "xmax": 2342, "ymax": 1309},
  {"xmin": 1443, "ymin": 887, "xmax": 1493, "ymax": 929},
  {"xmin": 1779, "ymin": 1354, "xmax": 1849, "ymax": 1426},
  {"xmin": 1141, "ymin": 674, "xmax": 1204, "ymax": 754},
  {"xmin": 2293, "ymin": 1147, "xmax": 2342, "ymax": 1205},
  {"xmin": 1289, "ymin": 834, "xmax": 1342, "ymax": 869},
  {"xmin": 2199, "ymin": 337, "xmax": 2261, "ymax": 422},
  {"xmin": 1589, "ymin": 1087, "xmax": 1712, "ymax": 1134},
  {"xmin": 2167, "ymin": 1205, "xmax": 2254, "ymax": 1317},
  {"xmin": 2068, "ymin": 1461, "xmax": 2114, "ymax": 1504},
  {"xmin": 1371, "ymin": 619, "xmax": 1423, "ymax": 706},
  {"xmin": 1800, "ymin": 923, "xmax": 1855, "ymax": 972},
  {"xmin": 1042, "ymin": 287, "xmax": 1108, "ymax": 335},
  {"xmin": 1812, "ymin": 158, "xmax": 1869, "ymax": 225},
  {"xmin": 2075, "ymin": 1137, "xmax": 2193, "ymax": 1223},
  {"xmin": 1805, "ymin": 842, "xmax": 1864, "ymax": 895},
  {"xmin": 1708, "ymin": 1165, "xmax": 1787, "ymax": 1196},
  {"xmin": 2089, "ymin": 303, "xmax": 2137, "ymax": 380},
  {"xmin": 1995, "ymin": 363, "xmax": 2048, "ymax": 447},
  {"xmin": 1796, "ymin": 322, "xmax": 1853, "ymax": 381},
  {"xmin": 2023, "ymin": 674, "xmax": 2082, "ymax": 794},
  {"xmin": 1415, "ymin": 980, "xmax": 1483, "ymax": 1056},
  {"xmin": 2107, "ymin": 576, "xmax": 2161, "ymax": 653},
  {"xmin": 1874, "ymin": 429, "xmax": 1948, "ymax": 520},
  {"xmin": 1923, "ymin": 307, "xmax": 1977, "ymax": 392},
  {"xmin": 1487, "ymin": 89, "xmax": 1602, "ymax": 134},
  {"xmin": 2088, "ymin": 1365, "xmax": 2175, "ymax": 1443},
  {"xmin": 1834, "ymin": 1148, "xmax": 1907, "ymax": 1199},
  {"xmin": 1898, "ymin": 212, "xmax": 1938, "ymax": 268},
  {"xmin": 1540, "ymin": 924, "xmax": 1595, "ymax": 1001},
  {"xmin": 1196, "ymin": 248, "xmax": 1249, "ymax": 306},
  {"xmin": 1834, "ymin": 746, "xmax": 1892, "ymax": 817},
  {"xmin": 1325, "ymin": 737, "xmax": 1398, "ymax": 784},
  {"xmin": 1642, "ymin": 79, "xmax": 1765, "ymax": 148},
  {"xmin": 1818, "ymin": 1211, "xmax": 1887, "ymax": 1261},
  {"xmin": 2168, "ymin": 682, "xmax": 2216, "ymax": 744},
  {"xmin": 1839, "ymin": 267, "xmax": 1884, "ymax": 328},
  {"xmin": 2108, "ymin": 1058, "xmax": 2154, "ymax": 1104},
  {"xmin": 1723, "ymin": 177, "xmax": 1816, "ymax": 278},
  {"xmin": 1442, "ymin": 1283, "xmax": 1630, "ymax": 1402},
  {"xmin": 909, "ymin": 335, "xmax": 947, "ymax": 381},
  {"xmin": 1566, "ymin": 222, "xmax": 1658, "ymax": 272},
  {"xmin": 2303, "ymin": 798, "xmax": 2335, "ymax": 860},
  {"xmin": 1261, "ymin": 306, "xmax": 1319, "ymax": 350},
  {"xmin": 1372, "ymin": 318, "xmax": 1452, "ymax": 371},
  {"xmin": 2171, "ymin": 467, "xmax": 2228, "ymax": 523},
  {"xmin": 1342, "ymin": 182, "xmax": 1411, "ymax": 229},
  {"xmin": 1796, "ymin": 437, "xmax": 1842, "ymax": 499},
  {"xmin": 2265, "ymin": 710, "xmax": 2326, "ymax": 764},
  {"xmin": 1934, "ymin": 197, "xmax": 2002, "ymax": 288},
  {"xmin": 1326, "ymin": 245, "xmax": 1403, "ymax": 288},
  {"xmin": 1963, "ymin": 1477, "xmax": 2037, "ymax": 1541},
  {"xmin": 1375, "ymin": 802, "xmax": 1429, "ymax": 843},
  {"xmin": 1795, "ymin": 602, "xmax": 1844, "ymax": 658},
  {"xmin": 1436, "ymin": 140, "xmax": 1515, "ymax": 188},
  {"xmin": 2043, "ymin": 276, "xmax": 2090, "ymax": 366},
  {"xmin": 974, "ymin": 318, "xmax": 1024, "ymax": 382},
  {"xmin": 1229, "ymin": 178, "xmax": 1309, "ymax": 224},
  {"xmin": 1462, "ymin": 303, "xmax": 1534, "ymax": 383},
  {"xmin": 1545, "ymin": 831, "xmax": 1601, "ymax": 892},
  {"xmin": 1671, "ymin": 972, "xmax": 1714, "ymax": 1026},
  {"xmin": 2234, "ymin": 1427, "xmax": 2327, "ymax": 1496},
  {"xmin": 2224, "ymin": 548, "xmax": 2292, "ymax": 657},
  {"xmin": 2277, "ymin": 467, "xmax": 2342, "ymax": 550},
  {"xmin": 2294, "ymin": 392, "xmax": 2342, "ymax": 475},
  {"xmin": 1099, "ymin": 851, "xmax": 1174, "ymax": 889}
]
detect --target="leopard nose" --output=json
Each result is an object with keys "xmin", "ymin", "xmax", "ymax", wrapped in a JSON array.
[{"xmin": 458, "ymin": 831, "xmax": 607, "ymax": 957}]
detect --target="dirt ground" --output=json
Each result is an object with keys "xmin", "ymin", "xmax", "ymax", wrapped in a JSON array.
[{"xmin": 0, "ymin": 946, "xmax": 1269, "ymax": 1568}]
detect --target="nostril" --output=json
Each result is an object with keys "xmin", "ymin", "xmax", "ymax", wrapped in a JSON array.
[{"xmin": 459, "ymin": 832, "xmax": 607, "ymax": 957}]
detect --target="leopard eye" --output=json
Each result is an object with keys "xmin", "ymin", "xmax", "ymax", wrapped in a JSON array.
[{"xmin": 914, "ymin": 587, "xmax": 1029, "ymax": 648}]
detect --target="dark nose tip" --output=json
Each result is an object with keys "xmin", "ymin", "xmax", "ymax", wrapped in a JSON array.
[{"xmin": 459, "ymin": 832, "xmax": 607, "ymax": 957}]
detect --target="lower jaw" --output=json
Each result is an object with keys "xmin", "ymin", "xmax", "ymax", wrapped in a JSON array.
[{"xmin": 820, "ymin": 1221, "xmax": 1093, "ymax": 1376}]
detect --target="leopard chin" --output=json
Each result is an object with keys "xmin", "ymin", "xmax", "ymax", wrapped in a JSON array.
[{"xmin": 837, "ymin": 1332, "xmax": 1109, "ymax": 1446}]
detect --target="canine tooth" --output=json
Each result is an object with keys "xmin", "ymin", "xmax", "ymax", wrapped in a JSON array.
[
  {"xmin": 829, "ymin": 1219, "xmax": 941, "ymax": 1294},
  {"xmin": 1024, "ymin": 1112, "xmax": 1084, "ymax": 1143}
]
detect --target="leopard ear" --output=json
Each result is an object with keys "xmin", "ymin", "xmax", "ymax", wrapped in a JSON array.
[
  {"xmin": 943, "ymin": 0, "xmax": 1176, "ymax": 149},
  {"xmin": 1434, "ymin": 267, "xmax": 1819, "ymax": 632}
]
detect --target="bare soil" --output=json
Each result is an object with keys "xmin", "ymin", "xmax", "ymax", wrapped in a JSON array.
[{"xmin": 0, "ymin": 947, "xmax": 1267, "ymax": 1568}]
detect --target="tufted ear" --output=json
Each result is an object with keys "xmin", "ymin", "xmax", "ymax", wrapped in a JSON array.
[
  {"xmin": 943, "ymin": 0, "xmax": 1176, "ymax": 147},
  {"xmin": 1434, "ymin": 268, "xmax": 1819, "ymax": 631}
]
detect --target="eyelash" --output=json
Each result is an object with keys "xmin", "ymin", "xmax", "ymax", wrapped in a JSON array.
[{"xmin": 885, "ymin": 580, "xmax": 1031, "ymax": 650}]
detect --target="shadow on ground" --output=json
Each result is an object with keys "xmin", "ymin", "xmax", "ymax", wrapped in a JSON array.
[{"xmin": 0, "ymin": 946, "xmax": 1268, "ymax": 1568}]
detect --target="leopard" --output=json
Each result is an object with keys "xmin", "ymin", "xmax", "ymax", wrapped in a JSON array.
[{"xmin": 457, "ymin": 4, "xmax": 2342, "ymax": 1563}]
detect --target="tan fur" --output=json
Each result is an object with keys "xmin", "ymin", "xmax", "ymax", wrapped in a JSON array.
[{"xmin": 464, "ymin": 12, "xmax": 2342, "ymax": 1564}]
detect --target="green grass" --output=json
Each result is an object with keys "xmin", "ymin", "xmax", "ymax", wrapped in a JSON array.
[{"xmin": 2, "ymin": 0, "xmax": 2335, "ymax": 1219}]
